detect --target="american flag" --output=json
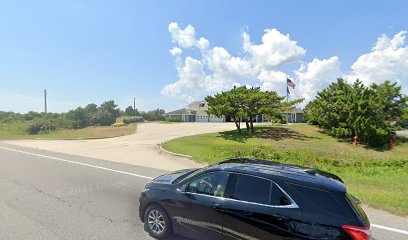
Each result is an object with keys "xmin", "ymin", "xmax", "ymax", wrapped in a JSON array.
[{"xmin": 287, "ymin": 78, "xmax": 296, "ymax": 89}]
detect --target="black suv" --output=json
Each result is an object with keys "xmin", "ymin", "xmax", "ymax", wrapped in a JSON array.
[{"xmin": 139, "ymin": 158, "xmax": 370, "ymax": 240}]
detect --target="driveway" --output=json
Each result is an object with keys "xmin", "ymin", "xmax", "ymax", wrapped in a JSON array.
[{"xmin": 4, "ymin": 122, "xmax": 237, "ymax": 171}]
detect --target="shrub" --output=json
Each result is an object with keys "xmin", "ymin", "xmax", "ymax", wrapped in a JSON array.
[
  {"xmin": 367, "ymin": 128, "xmax": 389, "ymax": 148},
  {"xmin": 166, "ymin": 116, "xmax": 182, "ymax": 122},
  {"xmin": 279, "ymin": 119, "xmax": 287, "ymax": 124},
  {"xmin": 91, "ymin": 110, "xmax": 117, "ymax": 126},
  {"xmin": 26, "ymin": 121, "xmax": 43, "ymax": 134},
  {"xmin": 330, "ymin": 127, "xmax": 352, "ymax": 139},
  {"xmin": 111, "ymin": 122, "xmax": 126, "ymax": 127},
  {"xmin": 26, "ymin": 119, "xmax": 56, "ymax": 134},
  {"xmin": 123, "ymin": 116, "xmax": 144, "ymax": 124}
]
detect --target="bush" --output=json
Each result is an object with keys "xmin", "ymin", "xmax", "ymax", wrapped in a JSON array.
[
  {"xmin": 123, "ymin": 116, "xmax": 144, "ymax": 124},
  {"xmin": 367, "ymin": 128, "xmax": 389, "ymax": 148},
  {"xmin": 330, "ymin": 127, "xmax": 352, "ymax": 139},
  {"xmin": 279, "ymin": 119, "xmax": 287, "ymax": 124},
  {"xmin": 111, "ymin": 122, "xmax": 126, "ymax": 127},
  {"xmin": 26, "ymin": 121, "xmax": 43, "ymax": 134},
  {"xmin": 26, "ymin": 119, "xmax": 56, "ymax": 134},
  {"xmin": 91, "ymin": 110, "xmax": 117, "ymax": 126},
  {"xmin": 166, "ymin": 116, "xmax": 182, "ymax": 122}
]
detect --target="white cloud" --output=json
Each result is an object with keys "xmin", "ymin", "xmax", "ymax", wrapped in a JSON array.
[
  {"xmin": 197, "ymin": 37, "xmax": 210, "ymax": 50},
  {"xmin": 163, "ymin": 24, "xmax": 307, "ymax": 101},
  {"xmin": 243, "ymin": 29, "xmax": 306, "ymax": 70},
  {"xmin": 204, "ymin": 47, "xmax": 254, "ymax": 79},
  {"xmin": 257, "ymin": 70, "xmax": 288, "ymax": 95},
  {"xmin": 349, "ymin": 31, "xmax": 408, "ymax": 94},
  {"xmin": 168, "ymin": 22, "xmax": 197, "ymax": 49},
  {"xmin": 160, "ymin": 57, "xmax": 206, "ymax": 101},
  {"xmin": 168, "ymin": 22, "xmax": 209, "ymax": 50},
  {"xmin": 295, "ymin": 56, "xmax": 342, "ymax": 103},
  {"xmin": 169, "ymin": 47, "xmax": 182, "ymax": 56},
  {"xmin": 163, "ymin": 22, "xmax": 407, "ymax": 107}
]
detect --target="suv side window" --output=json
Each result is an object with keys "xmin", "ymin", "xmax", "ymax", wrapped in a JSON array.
[
  {"xmin": 186, "ymin": 172, "xmax": 229, "ymax": 197},
  {"xmin": 225, "ymin": 173, "xmax": 271, "ymax": 205},
  {"xmin": 270, "ymin": 183, "xmax": 292, "ymax": 206}
]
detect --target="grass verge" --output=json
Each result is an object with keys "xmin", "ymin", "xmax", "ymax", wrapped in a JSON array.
[
  {"xmin": 0, "ymin": 123, "xmax": 137, "ymax": 140},
  {"xmin": 164, "ymin": 123, "xmax": 408, "ymax": 215}
]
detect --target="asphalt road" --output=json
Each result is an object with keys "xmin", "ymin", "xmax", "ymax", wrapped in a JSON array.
[{"xmin": 0, "ymin": 143, "xmax": 407, "ymax": 240}]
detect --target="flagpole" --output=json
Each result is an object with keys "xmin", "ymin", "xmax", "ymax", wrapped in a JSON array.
[{"xmin": 286, "ymin": 78, "xmax": 289, "ymax": 125}]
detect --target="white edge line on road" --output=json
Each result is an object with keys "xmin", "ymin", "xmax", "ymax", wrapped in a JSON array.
[
  {"xmin": 371, "ymin": 224, "xmax": 408, "ymax": 235},
  {"xmin": 0, "ymin": 146, "xmax": 154, "ymax": 180},
  {"xmin": 2, "ymin": 146, "xmax": 408, "ymax": 236}
]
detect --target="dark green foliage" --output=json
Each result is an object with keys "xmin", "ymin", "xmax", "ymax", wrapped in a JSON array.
[
  {"xmin": 141, "ymin": 109, "xmax": 165, "ymax": 121},
  {"xmin": 206, "ymin": 86, "xmax": 303, "ymax": 134},
  {"xmin": 25, "ymin": 119, "xmax": 56, "ymax": 134},
  {"xmin": 166, "ymin": 116, "xmax": 182, "ymax": 122},
  {"xmin": 90, "ymin": 100, "xmax": 120, "ymax": 126},
  {"xmin": 123, "ymin": 116, "xmax": 144, "ymax": 124},
  {"xmin": 305, "ymin": 79, "xmax": 407, "ymax": 148},
  {"xmin": 125, "ymin": 106, "xmax": 140, "ymax": 116},
  {"xmin": 66, "ymin": 107, "xmax": 87, "ymax": 129},
  {"xmin": 26, "ymin": 120, "xmax": 44, "ymax": 134}
]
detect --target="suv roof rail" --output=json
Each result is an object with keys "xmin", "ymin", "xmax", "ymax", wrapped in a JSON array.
[{"xmin": 303, "ymin": 169, "xmax": 318, "ymax": 175}]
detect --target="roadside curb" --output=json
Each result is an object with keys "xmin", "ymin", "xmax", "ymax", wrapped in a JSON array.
[{"xmin": 157, "ymin": 141, "xmax": 193, "ymax": 160}]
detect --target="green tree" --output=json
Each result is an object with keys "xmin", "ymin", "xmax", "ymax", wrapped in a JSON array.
[
  {"xmin": 141, "ymin": 109, "xmax": 165, "ymax": 121},
  {"xmin": 206, "ymin": 86, "xmax": 303, "ymax": 134},
  {"xmin": 66, "ymin": 107, "xmax": 87, "ymax": 129},
  {"xmin": 84, "ymin": 103, "xmax": 98, "ymax": 126},
  {"xmin": 91, "ymin": 100, "xmax": 120, "ymax": 126},
  {"xmin": 125, "ymin": 106, "xmax": 140, "ymax": 116},
  {"xmin": 305, "ymin": 79, "xmax": 407, "ymax": 147}
]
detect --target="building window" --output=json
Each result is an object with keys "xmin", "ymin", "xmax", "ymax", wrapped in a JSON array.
[{"xmin": 199, "ymin": 103, "xmax": 205, "ymax": 108}]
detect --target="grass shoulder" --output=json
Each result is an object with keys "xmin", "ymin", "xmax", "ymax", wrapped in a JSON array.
[
  {"xmin": 0, "ymin": 122, "xmax": 137, "ymax": 140},
  {"xmin": 164, "ymin": 123, "xmax": 408, "ymax": 215}
]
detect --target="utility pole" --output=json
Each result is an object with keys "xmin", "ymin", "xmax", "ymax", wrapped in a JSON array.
[
  {"xmin": 44, "ymin": 89, "xmax": 48, "ymax": 132},
  {"xmin": 133, "ymin": 97, "xmax": 136, "ymax": 116}
]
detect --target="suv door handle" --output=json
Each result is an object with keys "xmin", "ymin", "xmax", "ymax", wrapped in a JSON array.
[
  {"xmin": 211, "ymin": 203, "xmax": 222, "ymax": 210},
  {"xmin": 273, "ymin": 214, "xmax": 288, "ymax": 221}
]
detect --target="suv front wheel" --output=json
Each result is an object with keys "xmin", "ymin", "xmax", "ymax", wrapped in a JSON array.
[{"xmin": 144, "ymin": 205, "xmax": 172, "ymax": 239}]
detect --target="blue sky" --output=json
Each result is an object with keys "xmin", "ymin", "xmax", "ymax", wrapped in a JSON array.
[{"xmin": 0, "ymin": 0, "xmax": 407, "ymax": 113}]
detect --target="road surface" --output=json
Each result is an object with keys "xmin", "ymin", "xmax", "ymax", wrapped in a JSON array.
[{"xmin": 0, "ymin": 143, "xmax": 407, "ymax": 240}]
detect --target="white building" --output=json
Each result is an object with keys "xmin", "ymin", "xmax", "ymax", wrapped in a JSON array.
[{"xmin": 165, "ymin": 101, "xmax": 225, "ymax": 122}]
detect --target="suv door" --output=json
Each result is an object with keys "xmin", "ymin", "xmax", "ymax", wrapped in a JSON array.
[
  {"xmin": 171, "ymin": 171, "xmax": 229, "ymax": 240},
  {"xmin": 222, "ymin": 173, "xmax": 301, "ymax": 240}
]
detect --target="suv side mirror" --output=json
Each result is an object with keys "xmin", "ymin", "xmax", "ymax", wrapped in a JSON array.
[{"xmin": 351, "ymin": 194, "xmax": 361, "ymax": 204}]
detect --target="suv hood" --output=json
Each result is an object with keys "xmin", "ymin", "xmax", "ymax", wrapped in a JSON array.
[{"xmin": 153, "ymin": 168, "xmax": 199, "ymax": 184}]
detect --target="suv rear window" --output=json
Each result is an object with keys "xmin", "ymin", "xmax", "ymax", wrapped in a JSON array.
[
  {"xmin": 225, "ymin": 173, "xmax": 271, "ymax": 205},
  {"xmin": 288, "ymin": 183, "xmax": 349, "ymax": 217},
  {"xmin": 346, "ymin": 193, "xmax": 368, "ymax": 222}
]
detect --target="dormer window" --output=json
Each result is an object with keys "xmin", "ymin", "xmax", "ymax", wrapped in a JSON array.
[{"xmin": 199, "ymin": 103, "xmax": 205, "ymax": 108}]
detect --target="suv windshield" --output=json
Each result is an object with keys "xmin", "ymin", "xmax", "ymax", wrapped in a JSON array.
[{"xmin": 173, "ymin": 166, "xmax": 209, "ymax": 184}]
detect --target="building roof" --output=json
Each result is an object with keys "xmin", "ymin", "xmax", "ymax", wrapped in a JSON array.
[
  {"xmin": 166, "ymin": 108, "xmax": 195, "ymax": 115},
  {"xmin": 166, "ymin": 100, "xmax": 208, "ymax": 116},
  {"xmin": 284, "ymin": 108, "xmax": 304, "ymax": 114},
  {"xmin": 186, "ymin": 100, "xmax": 208, "ymax": 109}
]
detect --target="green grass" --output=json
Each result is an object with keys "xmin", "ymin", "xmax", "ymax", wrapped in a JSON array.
[
  {"xmin": 164, "ymin": 123, "xmax": 408, "ymax": 215},
  {"xmin": 0, "ymin": 122, "xmax": 137, "ymax": 140}
]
